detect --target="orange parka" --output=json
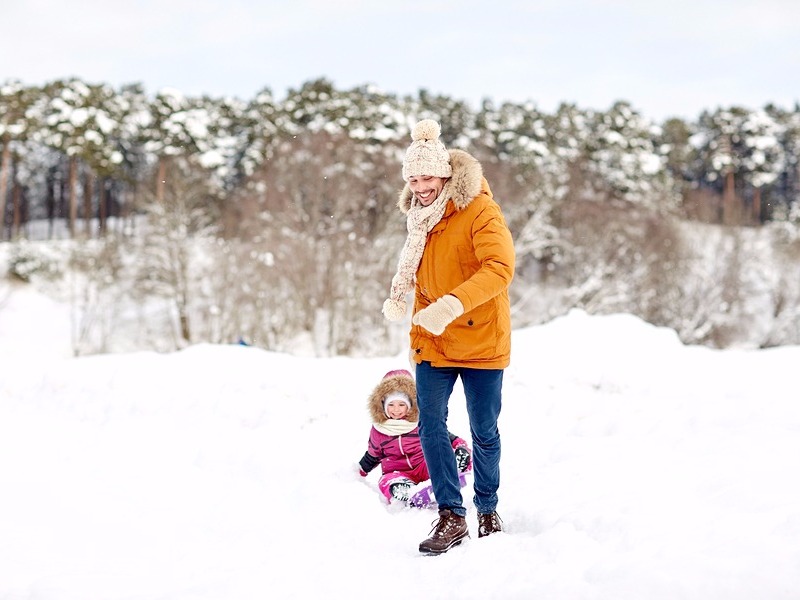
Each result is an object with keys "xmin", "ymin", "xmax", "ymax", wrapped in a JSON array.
[{"xmin": 398, "ymin": 149, "xmax": 515, "ymax": 369}]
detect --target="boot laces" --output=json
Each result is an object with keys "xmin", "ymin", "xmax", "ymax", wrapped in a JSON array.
[{"xmin": 429, "ymin": 512, "xmax": 458, "ymax": 538}]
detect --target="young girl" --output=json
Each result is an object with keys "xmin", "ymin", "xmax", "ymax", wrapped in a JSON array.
[{"xmin": 358, "ymin": 369, "xmax": 471, "ymax": 503}]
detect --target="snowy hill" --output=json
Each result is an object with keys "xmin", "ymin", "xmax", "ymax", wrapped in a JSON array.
[{"xmin": 1, "ymin": 292, "xmax": 798, "ymax": 600}]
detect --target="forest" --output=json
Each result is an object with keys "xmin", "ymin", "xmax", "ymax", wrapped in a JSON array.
[{"xmin": 1, "ymin": 77, "xmax": 799, "ymax": 356}]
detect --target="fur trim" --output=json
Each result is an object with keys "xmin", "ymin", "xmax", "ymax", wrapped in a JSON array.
[
  {"xmin": 397, "ymin": 149, "xmax": 483, "ymax": 214},
  {"xmin": 368, "ymin": 372, "xmax": 418, "ymax": 424}
]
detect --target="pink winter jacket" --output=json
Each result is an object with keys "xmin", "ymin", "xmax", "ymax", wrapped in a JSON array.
[
  {"xmin": 358, "ymin": 369, "xmax": 469, "ymax": 484},
  {"xmin": 359, "ymin": 427, "xmax": 467, "ymax": 484}
]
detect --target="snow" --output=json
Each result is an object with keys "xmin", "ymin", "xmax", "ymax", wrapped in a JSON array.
[{"xmin": 1, "ymin": 286, "xmax": 799, "ymax": 600}]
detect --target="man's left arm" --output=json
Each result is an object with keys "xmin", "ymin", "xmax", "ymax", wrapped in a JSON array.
[{"xmin": 450, "ymin": 204, "xmax": 515, "ymax": 313}]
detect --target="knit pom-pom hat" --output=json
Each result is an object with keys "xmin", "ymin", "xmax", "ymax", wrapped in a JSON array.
[{"xmin": 401, "ymin": 119, "xmax": 453, "ymax": 181}]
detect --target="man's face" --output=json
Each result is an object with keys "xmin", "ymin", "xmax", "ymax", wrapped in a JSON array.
[{"xmin": 408, "ymin": 175, "xmax": 447, "ymax": 207}]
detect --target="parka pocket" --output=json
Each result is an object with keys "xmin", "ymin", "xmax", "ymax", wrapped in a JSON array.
[{"xmin": 442, "ymin": 300, "xmax": 502, "ymax": 361}]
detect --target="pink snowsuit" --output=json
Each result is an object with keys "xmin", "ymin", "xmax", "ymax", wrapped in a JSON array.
[
  {"xmin": 362, "ymin": 425, "xmax": 468, "ymax": 502},
  {"xmin": 358, "ymin": 368, "xmax": 470, "ymax": 503}
]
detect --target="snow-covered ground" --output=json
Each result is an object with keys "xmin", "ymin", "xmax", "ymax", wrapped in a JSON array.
[{"xmin": 1, "ymin": 284, "xmax": 798, "ymax": 600}]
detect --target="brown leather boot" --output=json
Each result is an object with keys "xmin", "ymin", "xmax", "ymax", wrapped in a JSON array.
[
  {"xmin": 418, "ymin": 509, "xmax": 469, "ymax": 554},
  {"xmin": 477, "ymin": 511, "xmax": 503, "ymax": 538}
]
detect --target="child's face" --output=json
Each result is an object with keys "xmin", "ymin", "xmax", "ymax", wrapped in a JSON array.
[{"xmin": 385, "ymin": 400, "xmax": 409, "ymax": 420}]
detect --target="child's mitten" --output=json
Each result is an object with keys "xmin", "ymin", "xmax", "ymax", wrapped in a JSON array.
[{"xmin": 454, "ymin": 447, "xmax": 471, "ymax": 472}]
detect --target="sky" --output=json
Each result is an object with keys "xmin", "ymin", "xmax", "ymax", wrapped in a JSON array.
[
  {"xmin": 1, "ymin": 282, "xmax": 799, "ymax": 599},
  {"xmin": 2, "ymin": 0, "xmax": 799, "ymax": 122}
]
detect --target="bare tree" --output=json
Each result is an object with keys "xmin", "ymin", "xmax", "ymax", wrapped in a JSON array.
[
  {"xmin": 229, "ymin": 129, "xmax": 401, "ymax": 354},
  {"xmin": 133, "ymin": 160, "xmax": 221, "ymax": 346}
]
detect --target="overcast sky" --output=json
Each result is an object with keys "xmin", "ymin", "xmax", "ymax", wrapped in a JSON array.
[{"xmin": 2, "ymin": 0, "xmax": 798, "ymax": 122}]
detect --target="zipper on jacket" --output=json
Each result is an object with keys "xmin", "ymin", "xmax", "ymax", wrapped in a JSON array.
[{"xmin": 398, "ymin": 435, "xmax": 413, "ymax": 469}]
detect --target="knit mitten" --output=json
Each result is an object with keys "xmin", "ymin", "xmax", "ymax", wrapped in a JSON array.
[{"xmin": 412, "ymin": 295, "xmax": 464, "ymax": 336}]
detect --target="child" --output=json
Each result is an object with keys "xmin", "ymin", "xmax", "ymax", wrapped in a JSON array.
[{"xmin": 358, "ymin": 369, "xmax": 471, "ymax": 503}]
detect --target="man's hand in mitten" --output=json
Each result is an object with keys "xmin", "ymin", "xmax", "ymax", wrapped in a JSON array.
[{"xmin": 412, "ymin": 295, "xmax": 464, "ymax": 336}]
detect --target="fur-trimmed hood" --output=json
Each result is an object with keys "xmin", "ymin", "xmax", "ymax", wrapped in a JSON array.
[
  {"xmin": 367, "ymin": 372, "xmax": 418, "ymax": 424},
  {"xmin": 397, "ymin": 149, "xmax": 484, "ymax": 214}
]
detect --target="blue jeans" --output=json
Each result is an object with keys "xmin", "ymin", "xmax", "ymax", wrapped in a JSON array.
[{"xmin": 416, "ymin": 361, "xmax": 503, "ymax": 517}]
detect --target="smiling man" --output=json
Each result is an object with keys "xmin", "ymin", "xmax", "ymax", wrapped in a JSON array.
[
  {"xmin": 408, "ymin": 174, "xmax": 446, "ymax": 207},
  {"xmin": 382, "ymin": 119, "xmax": 516, "ymax": 554}
]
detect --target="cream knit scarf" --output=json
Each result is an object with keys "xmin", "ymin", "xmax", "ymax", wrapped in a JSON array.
[
  {"xmin": 374, "ymin": 418, "xmax": 418, "ymax": 436},
  {"xmin": 382, "ymin": 191, "xmax": 449, "ymax": 321}
]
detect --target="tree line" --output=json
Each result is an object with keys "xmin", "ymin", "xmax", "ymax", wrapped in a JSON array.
[{"xmin": 2, "ymin": 77, "xmax": 800, "ymax": 355}]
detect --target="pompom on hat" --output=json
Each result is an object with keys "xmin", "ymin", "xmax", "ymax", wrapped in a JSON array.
[{"xmin": 401, "ymin": 119, "xmax": 452, "ymax": 181}]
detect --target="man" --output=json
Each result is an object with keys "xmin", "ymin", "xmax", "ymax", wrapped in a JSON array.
[{"xmin": 382, "ymin": 119, "xmax": 515, "ymax": 554}]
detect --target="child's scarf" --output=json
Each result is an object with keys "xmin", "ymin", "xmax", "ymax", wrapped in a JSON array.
[{"xmin": 374, "ymin": 418, "xmax": 418, "ymax": 436}]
